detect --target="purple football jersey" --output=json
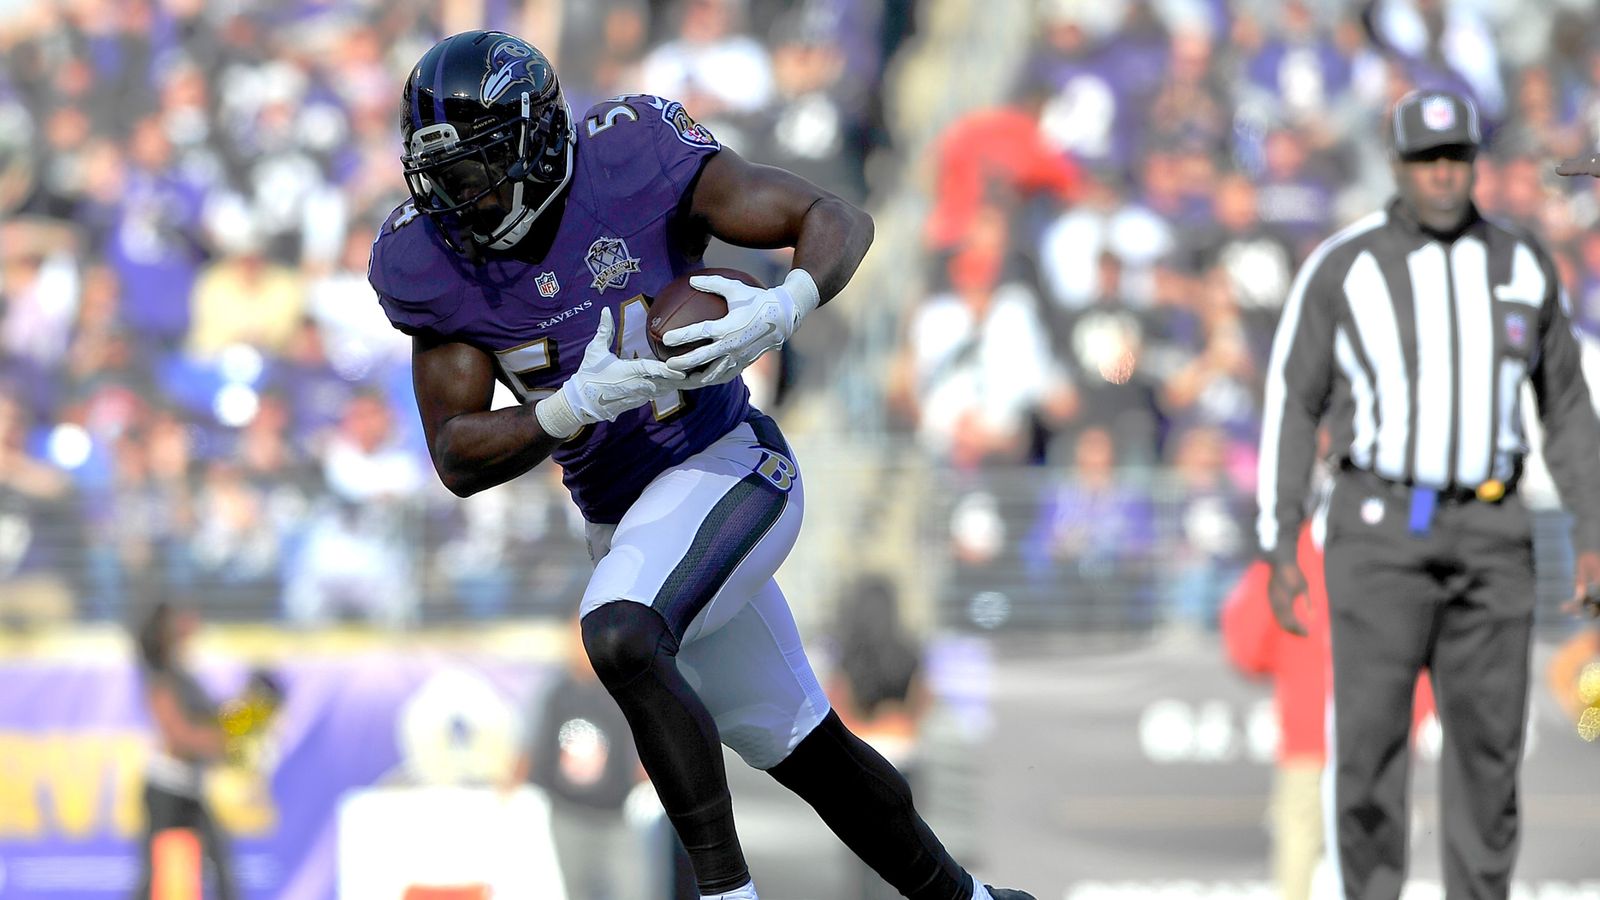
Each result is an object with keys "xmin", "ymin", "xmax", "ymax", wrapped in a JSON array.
[{"xmin": 369, "ymin": 94, "xmax": 750, "ymax": 524}]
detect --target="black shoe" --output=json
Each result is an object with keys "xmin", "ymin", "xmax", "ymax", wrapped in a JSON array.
[{"xmin": 986, "ymin": 888, "xmax": 1036, "ymax": 900}]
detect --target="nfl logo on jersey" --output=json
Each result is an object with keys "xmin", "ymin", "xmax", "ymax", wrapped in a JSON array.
[{"xmin": 536, "ymin": 271, "xmax": 560, "ymax": 297}]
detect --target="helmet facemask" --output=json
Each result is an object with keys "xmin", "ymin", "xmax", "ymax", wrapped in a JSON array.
[{"xmin": 402, "ymin": 90, "xmax": 575, "ymax": 253}]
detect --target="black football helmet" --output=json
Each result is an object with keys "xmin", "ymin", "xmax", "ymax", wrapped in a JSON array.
[{"xmin": 400, "ymin": 31, "xmax": 574, "ymax": 252}]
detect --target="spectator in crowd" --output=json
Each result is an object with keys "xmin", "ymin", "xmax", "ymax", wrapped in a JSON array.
[
  {"xmin": 1221, "ymin": 521, "xmax": 1328, "ymax": 900},
  {"xmin": 1496, "ymin": 65, "xmax": 1582, "ymax": 163},
  {"xmin": 549, "ymin": 0, "xmax": 652, "ymax": 111},
  {"xmin": 504, "ymin": 620, "xmax": 676, "ymax": 900},
  {"xmin": 891, "ymin": 201, "xmax": 1073, "ymax": 469},
  {"xmin": 1035, "ymin": 175, "xmax": 1174, "ymax": 312},
  {"xmin": 640, "ymin": 0, "xmax": 774, "ymax": 146},
  {"xmin": 1362, "ymin": 0, "xmax": 1504, "ymax": 119},
  {"xmin": 186, "ymin": 227, "xmax": 305, "ymax": 361},
  {"xmin": 105, "ymin": 116, "xmax": 210, "ymax": 353},
  {"xmin": 1253, "ymin": 126, "xmax": 1337, "ymax": 256},
  {"xmin": 189, "ymin": 459, "xmax": 281, "ymax": 614},
  {"xmin": 80, "ymin": 404, "xmax": 197, "ymax": 622},
  {"xmin": 1496, "ymin": 154, "xmax": 1552, "ymax": 234},
  {"xmin": 1026, "ymin": 8, "xmax": 1123, "ymax": 170},
  {"xmin": 0, "ymin": 387, "xmax": 72, "ymax": 625},
  {"xmin": 1572, "ymin": 230, "xmax": 1600, "ymax": 336},
  {"xmin": 744, "ymin": 9, "xmax": 869, "ymax": 204},
  {"xmin": 1052, "ymin": 254, "xmax": 1162, "ymax": 464},
  {"xmin": 1144, "ymin": 28, "xmax": 1231, "ymax": 157},
  {"xmin": 272, "ymin": 316, "xmax": 359, "ymax": 452},
  {"xmin": 923, "ymin": 90, "xmax": 1082, "ymax": 252},
  {"xmin": 1160, "ymin": 424, "xmax": 1247, "ymax": 630},
  {"xmin": 304, "ymin": 227, "xmax": 412, "ymax": 381},
  {"xmin": 826, "ymin": 573, "xmax": 931, "ymax": 900},
  {"xmin": 132, "ymin": 598, "xmax": 239, "ymax": 900},
  {"xmin": 1024, "ymin": 427, "xmax": 1156, "ymax": 628},
  {"xmin": 1238, "ymin": 0, "xmax": 1353, "ymax": 129},
  {"xmin": 1181, "ymin": 173, "xmax": 1295, "ymax": 317},
  {"xmin": 283, "ymin": 390, "xmax": 421, "ymax": 626},
  {"xmin": 1156, "ymin": 267, "xmax": 1260, "ymax": 449}
]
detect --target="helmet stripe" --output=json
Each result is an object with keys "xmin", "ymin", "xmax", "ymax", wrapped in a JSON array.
[
  {"xmin": 410, "ymin": 72, "xmax": 425, "ymax": 131},
  {"xmin": 430, "ymin": 39, "xmax": 450, "ymax": 126}
]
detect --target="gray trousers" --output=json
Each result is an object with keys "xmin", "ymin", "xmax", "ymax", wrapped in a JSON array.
[
  {"xmin": 1323, "ymin": 470, "xmax": 1535, "ymax": 900},
  {"xmin": 549, "ymin": 802, "xmax": 654, "ymax": 900}
]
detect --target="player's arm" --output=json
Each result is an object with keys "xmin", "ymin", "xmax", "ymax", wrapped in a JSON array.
[
  {"xmin": 413, "ymin": 334, "xmax": 561, "ymax": 497},
  {"xmin": 662, "ymin": 147, "xmax": 874, "ymax": 382},
  {"xmin": 687, "ymin": 146, "xmax": 873, "ymax": 306},
  {"xmin": 415, "ymin": 309, "xmax": 684, "ymax": 496}
]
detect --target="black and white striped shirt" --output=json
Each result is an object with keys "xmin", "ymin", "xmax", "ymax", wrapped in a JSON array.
[{"xmin": 1256, "ymin": 198, "xmax": 1600, "ymax": 561}]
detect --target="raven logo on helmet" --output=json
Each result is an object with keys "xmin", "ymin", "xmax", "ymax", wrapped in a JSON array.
[{"xmin": 481, "ymin": 39, "xmax": 543, "ymax": 106}]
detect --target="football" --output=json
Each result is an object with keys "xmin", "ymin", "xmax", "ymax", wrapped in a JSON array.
[{"xmin": 646, "ymin": 267, "xmax": 762, "ymax": 362}]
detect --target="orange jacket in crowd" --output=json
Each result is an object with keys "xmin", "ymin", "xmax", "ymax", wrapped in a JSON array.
[
  {"xmin": 924, "ymin": 106, "xmax": 1081, "ymax": 250},
  {"xmin": 1222, "ymin": 524, "xmax": 1435, "ymax": 763}
]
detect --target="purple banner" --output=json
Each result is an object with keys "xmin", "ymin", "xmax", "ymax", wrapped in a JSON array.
[{"xmin": 0, "ymin": 651, "xmax": 546, "ymax": 899}]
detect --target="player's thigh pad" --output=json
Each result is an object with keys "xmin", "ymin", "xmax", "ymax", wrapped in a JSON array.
[
  {"xmin": 677, "ymin": 579, "xmax": 831, "ymax": 769},
  {"xmin": 582, "ymin": 413, "xmax": 803, "ymax": 644}
]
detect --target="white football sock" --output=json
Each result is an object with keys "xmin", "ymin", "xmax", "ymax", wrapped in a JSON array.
[{"xmin": 702, "ymin": 880, "xmax": 759, "ymax": 900}]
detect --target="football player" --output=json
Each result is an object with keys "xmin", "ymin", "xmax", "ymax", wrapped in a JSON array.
[{"xmin": 368, "ymin": 30, "xmax": 1035, "ymax": 900}]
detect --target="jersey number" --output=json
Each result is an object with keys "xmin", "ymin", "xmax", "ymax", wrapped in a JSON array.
[
  {"xmin": 586, "ymin": 104, "xmax": 639, "ymax": 136},
  {"xmin": 492, "ymin": 295, "xmax": 684, "ymax": 420}
]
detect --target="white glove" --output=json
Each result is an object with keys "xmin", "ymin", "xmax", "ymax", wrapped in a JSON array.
[
  {"xmin": 535, "ymin": 308, "xmax": 684, "ymax": 440},
  {"xmin": 662, "ymin": 269, "xmax": 821, "ymax": 386}
]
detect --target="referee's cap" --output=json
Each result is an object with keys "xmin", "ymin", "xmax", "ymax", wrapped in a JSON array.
[{"xmin": 1390, "ymin": 89, "xmax": 1481, "ymax": 159}]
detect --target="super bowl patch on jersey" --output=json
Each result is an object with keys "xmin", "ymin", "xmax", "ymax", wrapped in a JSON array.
[{"xmin": 586, "ymin": 237, "xmax": 641, "ymax": 292}]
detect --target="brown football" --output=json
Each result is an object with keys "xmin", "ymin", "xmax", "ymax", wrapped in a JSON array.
[{"xmin": 646, "ymin": 267, "xmax": 762, "ymax": 362}]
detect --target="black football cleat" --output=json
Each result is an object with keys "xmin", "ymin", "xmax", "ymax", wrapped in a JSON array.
[{"xmin": 986, "ymin": 888, "xmax": 1036, "ymax": 900}]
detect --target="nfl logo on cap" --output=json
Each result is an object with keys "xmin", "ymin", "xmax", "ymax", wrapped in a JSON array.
[{"xmin": 1422, "ymin": 95, "xmax": 1456, "ymax": 131}]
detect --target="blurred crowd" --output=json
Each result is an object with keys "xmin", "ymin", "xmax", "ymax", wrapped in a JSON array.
[
  {"xmin": 897, "ymin": 0, "xmax": 1600, "ymax": 631},
  {"xmin": 0, "ymin": 0, "xmax": 909, "ymax": 626},
  {"xmin": 4, "ymin": 0, "xmax": 1600, "ymax": 633}
]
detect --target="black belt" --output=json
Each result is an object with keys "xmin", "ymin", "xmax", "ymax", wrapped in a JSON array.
[{"xmin": 1338, "ymin": 461, "xmax": 1514, "ymax": 505}]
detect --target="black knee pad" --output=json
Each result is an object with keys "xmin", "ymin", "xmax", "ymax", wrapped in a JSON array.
[{"xmin": 581, "ymin": 602, "xmax": 679, "ymax": 690}]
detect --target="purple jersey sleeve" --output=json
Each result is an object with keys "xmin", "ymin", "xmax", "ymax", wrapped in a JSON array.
[
  {"xmin": 649, "ymin": 97, "xmax": 721, "ymax": 191},
  {"xmin": 574, "ymin": 95, "xmax": 720, "ymax": 228},
  {"xmin": 367, "ymin": 202, "xmax": 468, "ymax": 336}
]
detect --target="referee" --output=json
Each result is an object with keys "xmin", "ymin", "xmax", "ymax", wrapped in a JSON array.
[{"xmin": 1258, "ymin": 89, "xmax": 1600, "ymax": 899}]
